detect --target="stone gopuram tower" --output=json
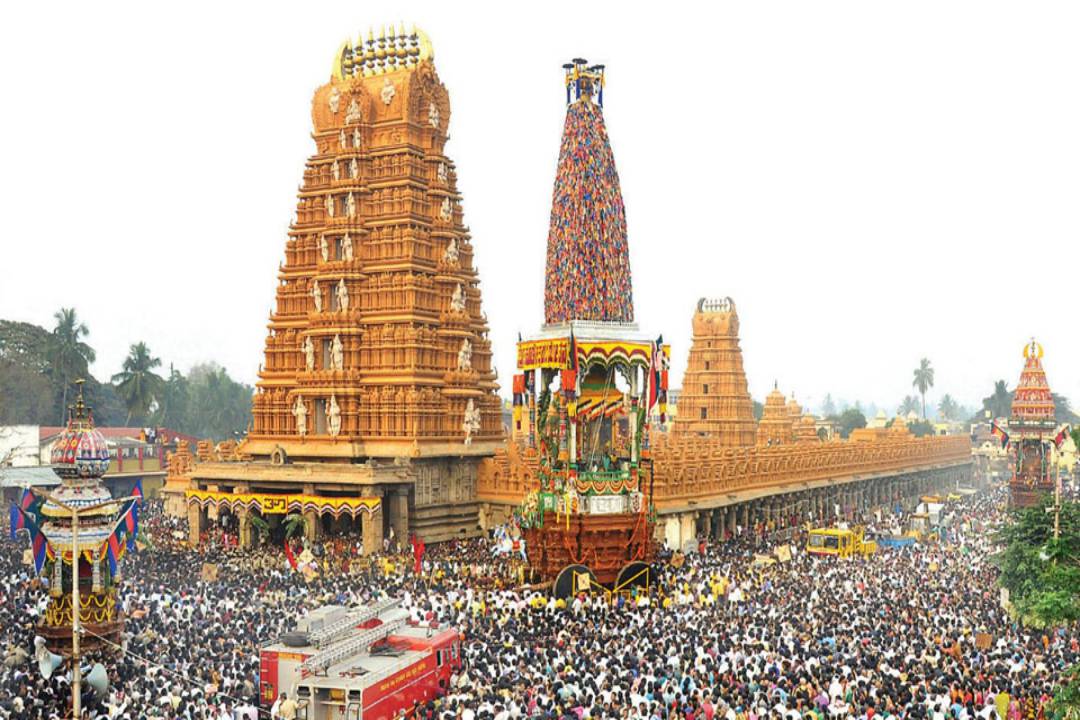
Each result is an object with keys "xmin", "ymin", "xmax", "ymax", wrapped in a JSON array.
[
  {"xmin": 175, "ymin": 29, "xmax": 503, "ymax": 547},
  {"xmin": 673, "ymin": 298, "xmax": 756, "ymax": 445}
]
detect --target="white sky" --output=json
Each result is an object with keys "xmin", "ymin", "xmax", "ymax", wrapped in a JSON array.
[{"xmin": 2, "ymin": 1, "xmax": 1078, "ymax": 416}]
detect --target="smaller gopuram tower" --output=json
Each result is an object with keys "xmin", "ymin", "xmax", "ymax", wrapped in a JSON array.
[
  {"xmin": 757, "ymin": 383, "xmax": 794, "ymax": 446},
  {"xmin": 1008, "ymin": 339, "xmax": 1057, "ymax": 508},
  {"xmin": 673, "ymin": 297, "xmax": 756, "ymax": 445}
]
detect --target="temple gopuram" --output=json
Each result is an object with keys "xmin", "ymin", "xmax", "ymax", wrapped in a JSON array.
[
  {"xmin": 164, "ymin": 27, "xmax": 502, "ymax": 550},
  {"xmin": 672, "ymin": 298, "xmax": 757, "ymax": 445},
  {"xmin": 1007, "ymin": 340, "xmax": 1058, "ymax": 508}
]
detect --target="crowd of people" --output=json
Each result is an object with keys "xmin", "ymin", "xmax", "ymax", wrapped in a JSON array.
[{"xmin": 0, "ymin": 487, "xmax": 1073, "ymax": 720}]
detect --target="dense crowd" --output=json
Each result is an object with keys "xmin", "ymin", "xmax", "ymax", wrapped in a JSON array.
[{"xmin": 0, "ymin": 488, "xmax": 1074, "ymax": 720}]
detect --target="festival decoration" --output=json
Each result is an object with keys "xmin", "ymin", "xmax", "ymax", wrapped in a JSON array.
[
  {"xmin": 9, "ymin": 382, "xmax": 140, "ymax": 652},
  {"xmin": 1007, "ymin": 339, "xmax": 1058, "ymax": 508},
  {"xmin": 543, "ymin": 60, "xmax": 632, "ymax": 325}
]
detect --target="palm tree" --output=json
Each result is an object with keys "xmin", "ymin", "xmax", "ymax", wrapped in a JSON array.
[
  {"xmin": 912, "ymin": 358, "xmax": 935, "ymax": 419},
  {"xmin": 899, "ymin": 395, "xmax": 920, "ymax": 416},
  {"xmin": 111, "ymin": 342, "xmax": 164, "ymax": 424},
  {"xmin": 283, "ymin": 513, "xmax": 308, "ymax": 539},
  {"xmin": 982, "ymin": 380, "xmax": 1012, "ymax": 420},
  {"xmin": 938, "ymin": 393, "xmax": 958, "ymax": 421},
  {"xmin": 50, "ymin": 308, "xmax": 96, "ymax": 423}
]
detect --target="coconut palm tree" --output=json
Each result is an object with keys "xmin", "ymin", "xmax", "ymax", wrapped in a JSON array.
[
  {"xmin": 111, "ymin": 342, "xmax": 164, "ymax": 424},
  {"xmin": 283, "ymin": 513, "xmax": 308, "ymax": 539},
  {"xmin": 50, "ymin": 308, "xmax": 96, "ymax": 423},
  {"xmin": 898, "ymin": 395, "xmax": 920, "ymax": 416},
  {"xmin": 981, "ymin": 380, "xmax": 1012, "ymax": 420},
  {"xmin": 912, "ymin": 358, "xmax": 935, "ymax": 419}
]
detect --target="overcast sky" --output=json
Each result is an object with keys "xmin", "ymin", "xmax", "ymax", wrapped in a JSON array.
[{"xmin": 2, "ymin": 1, "xmax": 1078, "ymax": 416}]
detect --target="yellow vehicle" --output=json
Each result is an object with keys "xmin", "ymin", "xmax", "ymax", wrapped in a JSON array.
[{"xmin": 806, "ymin": 527, "xmax": 877, "ymax": 558}]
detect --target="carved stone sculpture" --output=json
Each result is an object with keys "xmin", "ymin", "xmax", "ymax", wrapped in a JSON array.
[
  {"xmin": 329, "ymin": 87, "xmax": 340, "ymax": 113},
  {"xmin": 336, "ymin": 278, "xmax": 349, "ymax": 312},
  {"xmin": 345, "ymin": 97, "xmax": 361, "ymax": 124},
  {"xmin": 327, "ymin": 394, "xmax": 342, "ymax": 436},
  {"xmin": 325, "ymin": 194, "xmax": 334, "ymax": 218},
  {"xmin": 346, "ymin": 192, "xmax": 356, "ymax": 218},
  {"xmin": 381, "ymin": 78, "xmax": 396, "ymax": 105},
  {"xmin": 450, "ymin": 283, "xmax": 465, "ymax": 313},
  {"xmin": 292, "ymin": 396, "xmax": 308, "ymax": 436},
  {"xmin": 311, "ymin": 280, "xmax": 322, "ymax": 312},
  {"xmin": 440, "ymin": 197, "xmax": 452, "ymax": 221},
  {"xmin": 331, "ymin": 334, "xmax": 344, "ymax": 370},
  {"xmin": 319, "ymin": 235, "xmax": 329, "ymax": 262},
  {"xmin": 457, "ymin": 338, "xmax": 473, "ymax": 371},
  {"xmin": 342, "ymin": 233, "xmax": 354, "ymax": 261},
  {"xmin": 428, "ymin": 101, "xmax": 440, "ymax": 128},
  {"xmin": 443, "ymin": 237, "xmax": 459, "ymax": 264},
  {"xmin": 462, "ymin": 398, "xmax": 481, "ymax": 445},
  {"xmin": 302, "ymin": 336, "xmax": 315, "ymax": 372}
]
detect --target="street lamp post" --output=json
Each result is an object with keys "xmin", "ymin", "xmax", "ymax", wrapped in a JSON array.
[{"xmin": 38, "ymin": 491, "xmax": 139, "ymax": 717}]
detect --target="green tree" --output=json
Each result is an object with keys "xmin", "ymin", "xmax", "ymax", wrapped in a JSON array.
[
  {"xmin": 1052, "ymin": 394, "xmax": 1080, "ymax": 425},
  {"xmin": 912, "ymin": 358, "xmax": 934, "ymax": 419},
  {"xmin": 907, "ymin": 419, "xmax": 935, "ymax": 437},
  {"xmin": 151, "ymin": 364, "xmax": 190, "ymax": 429},
  {"xmin": 937, "ymin": 393, "xmax": 959, "ymax": 421},
  {"xmin": 50, "ymin": 308, "xmax": 96, "ymax": 424},
  {"xmin": 981, "ymin": 380, "xmax": 1012, "ymax": 420},
  {"xmin": 996, "ymin": 498, "xmax": 1080, "ymax": 717},
  {"xmin": 111, "ymin": 342, "xmax": 164, "ymax": 424},
  {"xmin": 835, "ymin": 408, "xmax": 866, "ymax": 439},
  {"xmin": 185, "ymin": 362, "xmax": 253, "ymax": 440},
  {"xmin": 898, "ymin": 395, "xmax": 920, "ymax": 416},
  {"xmin": 821, "ymin": 394, "xmax": 836, "ymax": 417},
  {"xmin": 752, "ymin": 399, "xmax": 764, "ymax": 421}
]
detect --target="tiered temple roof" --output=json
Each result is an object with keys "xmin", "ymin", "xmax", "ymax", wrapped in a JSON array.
[
  {"xmin": 672, "ymin": 297, "xmax": 756, "ymax": 445},
  {"xmin": 1010, "ymin": 340, "xmax": 1056, "ymax": 433},
  {"xmin": 757, "ymin": 383, "xmax": 794, "ymax": 446},
  {"xmin": 795, "ymin": 414, "xmax": 820, "ymax": 443},
  {"xmin": 244, "ymin": 27, "xmax": 502, "ymax": 460}
]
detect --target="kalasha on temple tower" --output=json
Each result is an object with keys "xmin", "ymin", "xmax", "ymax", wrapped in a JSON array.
[
  {"xmin": 1007, "ymin": 340, "xmax": 1059, "ymax": 508},
  {"xmin": 513, "ymin": 59, "xmax": 667, "ymax": 593},
  {"xmin": 166, "ymin": 27, "xmax": 502, "ymax": 549},
  {"xmin": 10, "ymin": 382, "xmax": 140, "ymax": 654}
]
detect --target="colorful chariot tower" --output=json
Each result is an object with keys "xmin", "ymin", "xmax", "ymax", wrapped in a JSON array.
[
  {"xmin": 513, "ymin": 60, "xmax": 668, "ymax": 592},
  {"xmin": 11, "ymin": 382, "xmax": 139, "ymax": 653},
  {"xmin": 1008, "ymin": 340, "xmax": 1058, "ymax": 508}
]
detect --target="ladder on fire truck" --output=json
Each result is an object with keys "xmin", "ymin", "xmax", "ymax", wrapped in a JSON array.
[
  {"xmin": 301, "ymin": 613, "xmax": 406, "ymax": 676},
  {"xmin": 306, "ymin": 597, "xmax": 401, "ymax": 648}
]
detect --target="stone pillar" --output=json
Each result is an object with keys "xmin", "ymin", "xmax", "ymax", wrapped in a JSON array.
[
  {"xmin": 716, "ymin": 508, "xmax": 726, "ymax": 541},
  {"xmin": 302, "ymin": 483, "xmax": 320, "ymax": 542},
  {"xmin": 187, "ymin": 502, "xmax": 203, "ymax": 549},
  {"xmin": 387, "ymin": 489, "xmax": 410, "ymax": 552},
  {"xmin": 362, "ymin": 502, "xmax": 384, "ymax": 556},
  {"xmin": 664, "ymin": 516, "xmax": 680, "ymax": 550}
]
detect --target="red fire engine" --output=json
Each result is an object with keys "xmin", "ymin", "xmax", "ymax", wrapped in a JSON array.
[{"xmin": 260, "ymin": 598, "xmax": 462, "ymax": 720}]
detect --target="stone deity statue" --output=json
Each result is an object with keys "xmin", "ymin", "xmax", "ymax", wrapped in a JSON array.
[
  {"xmin": 381, "ymin": 78, "xmax": 396, "ymax": 105},
  {"xmin": 428, "ymin": 101, "xmax": 440, "ymax": 128},
  {"xmin": 311, "ymin": 280, "xmax": 322, "ymax": 312},
  {"xmin": 331, "ymin": 334, "xmax": 344, "ymax": 370},
  {"xmin": 339, "ymin": 128, "xmax": 347, "ymax": 149},
  {"xmin": 349, "ymin": 158, "xmax": 358, "ymax": 179},
  {"xmin": 437, "ymin": 162, "xmax": 448, "ymax": 183},
  {"xmin": 336, "ymin": 278, "xmax": 349, "ymax": 312},
  {"xmin": 440, "ymin": 197, "xmax": 452, "ymax": 221},
  {"xmin": 443, "ymin": 237, "xmax": 459, "ymax": 264},
  {"xmin": 450, "ymin": 283, "xmax": 465, "ymax": 313},
  {"xmin": 332, "ymin": 160, "xmax": 340, "ymax": 182},
  {"xmin": 352, "ymin": 127, "xmax": 361, "ymax": 149},
  {"xmin": 329, "ymin": 87, "xmax": 341, "ymax": 114},
  {"xmin": 319, "ymin": 235, "xmax": 329, "ymax": 262},
  {"xmin": 346, "ymin": 192, "xmax": 356, "ymax": 218},
  {"xmin": 325, "ymin": 194, "xmax": 334, "ymax": 218},
  {"xmin": 342, "ymin": 233, "xmax": 354, "ymax": 261},
  {"xmin": 462, "ymin": 399, "xmax": 481, "ymax": 445},
  {"xmin": 327, "ymin": 394, "xmax": 342, "ymax": 437},
  {"xmin": 292, "ymin": 396, "xmax": 308, "ymax": 436},
  {"xmin": 457, "ymin": 338, "xmax": 472, "ymax": 371},
  {"xmin": 302, "ymin": 336, "xmax": 315, "ymax": 372}
]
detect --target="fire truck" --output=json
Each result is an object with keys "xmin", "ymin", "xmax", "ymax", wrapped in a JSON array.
[{"xmin": 260, "ymin": 598, "xmax": 462, "ymax": 720}]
